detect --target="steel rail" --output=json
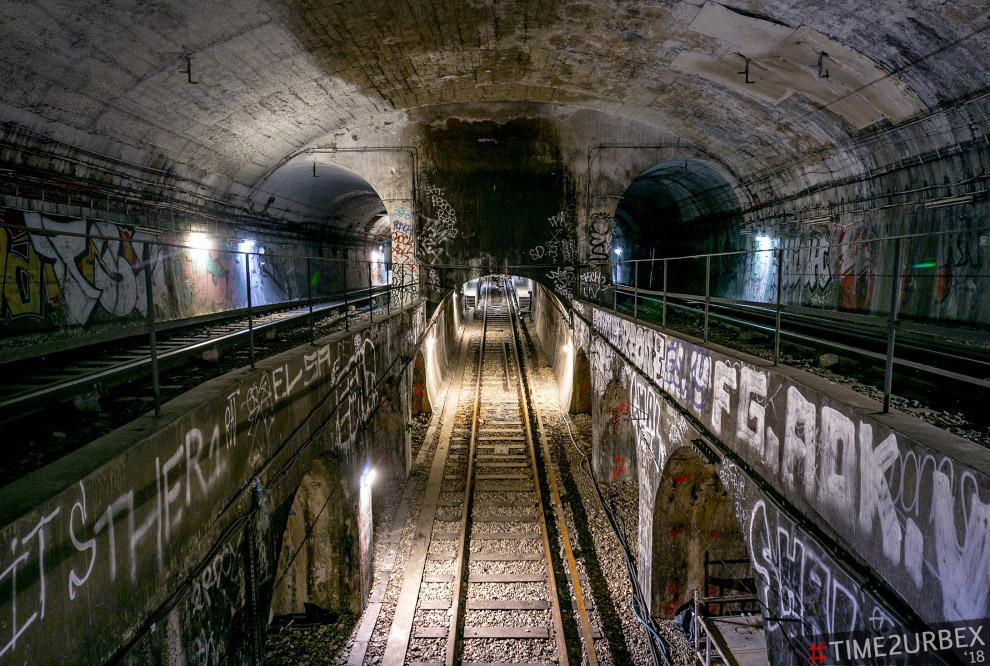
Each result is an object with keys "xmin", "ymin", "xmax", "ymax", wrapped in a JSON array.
[
  {"xmin": 0, "ymin": 286, "xmax": 391, "ymax": 416},
  {"xmin": 644, "ymin": 297, "xmax": 990, "ymax": 389},
  {"xmin": 498, "ymin": 277, "xmax": 571, "ymax": 666},
  {"xmin": 445, "ymin": 275, "xmax": 489, "ymax": 666},
  {"xmin": 508, "ymin": 283, "xmax": 598, "ymax": 665}
]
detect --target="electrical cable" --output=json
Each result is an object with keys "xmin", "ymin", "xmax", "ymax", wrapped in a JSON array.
[{"xmin": 553, "ymin": 396, "xmax": 672, "ymax": 665}]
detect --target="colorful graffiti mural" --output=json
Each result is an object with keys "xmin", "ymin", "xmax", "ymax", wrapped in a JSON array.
[
  {"xmin": 0, "ymin": 210, "xmax": 314, "ymax": 337},
  {"xmin": 739, "ymin": 211, "xmax": 989, "ymax": 325}
]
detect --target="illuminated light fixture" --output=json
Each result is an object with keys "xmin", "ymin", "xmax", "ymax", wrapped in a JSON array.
[
  {"xmin": 363, "ymin": 468, "xmax": 377, "ymax": 486},
  {"xmin": 187, "ymin": 232, "xmax": 213, "ymax": 251},
  {"xmin": 614, "ymin": 247, "xmax": 622, "ymax": 255},
  {"xmin": 238, "ymin": 239, "xmax": 256, "ymax": 253},
  {"xmin": 755, "ymin": 235, "xmax": 774, "ymax": 251},
  {"xmin": 924, "ymin": 194, "xmax": 974, "ymax": 209},
  {"xmin": 911, "ymin": 261, "xmax": 937, "ymax": 269}
]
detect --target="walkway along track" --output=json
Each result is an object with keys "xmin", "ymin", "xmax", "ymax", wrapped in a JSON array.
[{"xmin": 380, "ymin": 277, "xmax": 597, "ymax": 666}]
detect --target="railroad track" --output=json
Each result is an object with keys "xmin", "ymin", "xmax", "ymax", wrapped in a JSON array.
[
  {"xmin": 615, "ymin": 290, "xmax": 990, "ymax": 389},
  {"xmin": 379, "ymin": 276, "xmax": 597, "ymax": 666},
  {"xmin": 0, "ymin": 287, "xmax": 389, "ymax": 420}
]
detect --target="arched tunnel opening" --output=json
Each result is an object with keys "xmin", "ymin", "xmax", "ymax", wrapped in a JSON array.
[
  {"xmin": 271, "ymin": 454, "xmax": 365, "ymax": 619},
  {"xmin": 612, "ymin": 158, "xmax": 746, "ymax": 299},
  {"xmin": 1, "ymin": 5, "xmax": 989, "ymax": 665},
  {"xmin": 250, "ymin": 158, "xmax": 395, "ymax": 296}
]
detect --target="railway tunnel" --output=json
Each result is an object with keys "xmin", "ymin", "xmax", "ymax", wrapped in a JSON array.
[{"xmin": 0, "ymin": 2, "xmax": 989, "ymax": 665}]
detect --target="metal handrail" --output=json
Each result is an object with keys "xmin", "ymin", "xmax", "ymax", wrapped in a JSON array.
[
  {"xmin": 0, "ymin": 220, "xmax": 423, "ymax": 417},
  {"xmin": 580, "ymin": 223, "xmax": 990, "ymax": 412},
  {"xmin": 613, "ymin": 222, "xmax": 990, "ymax": 264}
]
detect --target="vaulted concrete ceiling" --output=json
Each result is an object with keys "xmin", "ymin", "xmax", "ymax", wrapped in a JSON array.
[{"xmin": 1, "ymin": 0, "xmax": 987, "ymax": 203}]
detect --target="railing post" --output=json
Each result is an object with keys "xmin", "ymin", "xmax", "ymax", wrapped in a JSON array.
[
  {"xmin": 883, "ymin": 237, "xmax": 902, "ymax": 413},
  {"xmin": 662, "ymin": 258, "xmax": 668, "ymax": 328},
  {"xmin": 694, "ymin": 589, "xmax": 701, "ymax": 658},
  {"xmin": 704, "ymin": 255, "xmax": 711, "ymax": 342},
  {"xmin": 613, "ymin": 262, "xmax": 618, "ymax": 311},
  {"xmin": 633, "ymin": 261, "xmax": 639, "ymax": 319},
  {"xmin": 368, "ymin": 261, "xmax": 374, "ymax": 323},
  {"xmin": 245, "ymin": 252, "xmax": 255, "ymax": 369},
  {"xmin": 307, "ymin": 257, "xmax": 314, "ymax": 345},
  {"xmin": 344, "ymin": 263, "xmax": 350, "ymax": 331},
  {"xmin": 774, "ymin": 247, "xmax": 783, "ymax": 366},
  {"xmin": 143, "ymin": 243, "xmax": 161, "ymax": 417}
]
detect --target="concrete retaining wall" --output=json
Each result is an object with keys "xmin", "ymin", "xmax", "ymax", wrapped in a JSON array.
[
  {"xmin": 532, "ymin": 285, "xmax": 577, "ymax": 412},
  {"xmin": 0, "ymin": 303, "xmax": 425, "ymax": 665},
  {"xmin": 423, "ymin": 292, "xmax": 463, "ymax": 411},
  {"xmin": 573, "ymin": 301, "xmax": 990, "ymax": 663}
]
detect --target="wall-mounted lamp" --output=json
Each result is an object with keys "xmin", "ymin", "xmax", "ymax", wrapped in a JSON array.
[
  {"xmin": 187, "ymin": 232, "xmax": 213, "ymax": 251},
  {"xmin": 362, "ymin": 468, "xmax": 377, "ymax": 487}
]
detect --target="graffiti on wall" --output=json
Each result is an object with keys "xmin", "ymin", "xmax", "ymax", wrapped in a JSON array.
[
  {"xmin": 833, "ymin": 214, "xmax": 882, "ymax": 312},
  {"xmin": 584, "ymin": 306, "xmax": 990, "ymax": 645},
  {"xmin": 919, "ymin": 214, "xmax": 986, "ymax": 322},
  {"xmin": 390, "ymin": 207, "xmax": 417, "ymax": 307},
  {"xmin": 581, "ymin": 212, "xmax": 613, "ymax": 300},
  {"xmin": 420, "ymin": 186, "xmax": 458, "ymax": 264},
  {"xmin": 528, "ymin": 209, "xmax": 577, "ymax": 299},
  {"xmin": 0, "ymin": 306, "xmax": 424, "ymax": 664},
  {"xmin": 529, "ymin": 210, "xmax": 577, "ymax": 263},
  {"xmin": 0, "ymin": 212, "xmax": 167, "ymax": 328},
  {"xmin": 0, "ymin": 211, "xmax": 314, "ymax": 336},
  {"xmin": 589, "ymin": 212, "xmax": 613, "ymax": 264},
  {"xmin": 740, "ymin": 210, "xmax": 988, "ymax": 325}
]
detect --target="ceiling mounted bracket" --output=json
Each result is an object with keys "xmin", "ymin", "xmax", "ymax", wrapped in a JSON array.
[
  {"xmin": 818, "ymin": 51, "xmax": 830, "ymax": 79},
  {"xmin": 736, "ymin": 53, "xmax": 754, "ymax": 84},
  {"xmin": 183, "ymin": 56, "xmax": 200, "ymax": 84}
]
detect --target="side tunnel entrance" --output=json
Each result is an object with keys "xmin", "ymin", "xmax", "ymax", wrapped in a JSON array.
[
  {"xmin": 651, "ymin": 447, "xmax": 754, "ymax": 618},
  {"xmin": 612, "ymin": 158, "xmax": 745, "ymax": 299}
]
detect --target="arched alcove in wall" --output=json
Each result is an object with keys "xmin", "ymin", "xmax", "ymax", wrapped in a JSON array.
[
  {"xmin": 570, "ymin": 347, "xmax": 591, "ymax": 414},
  {"xmin": 594, "ymin": 379, "xmax": 637, "ymax": 482},
  {"xmin": 651, "ymin": 447, "xmax": 753, "ymax": 618},
  {"xmin": 270, "ymin": 454, "xmax": 363, "ymax": 617}
]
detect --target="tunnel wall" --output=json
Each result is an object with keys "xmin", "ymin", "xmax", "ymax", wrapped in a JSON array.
[
  {"xmin": 727, "ymin": 199, "xmax": 990, "ymax": 325},
  {"xmin": 0, "ymin": 208, "xmax": 371, "ymax": 340},
  {"xmin": 574, "ymin": 301, "xmax": 990, "ymax": 663},
  {"xmin": 0, "ymin": 303, "xmax": 425, "ymax": 665},
  {"xmin": 423, "ymin": 291, "xmax": 463, "ymax": 412},
  {"xmin": 531, "ymin": 284, "xmax": 577, "ymax": 413}
]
